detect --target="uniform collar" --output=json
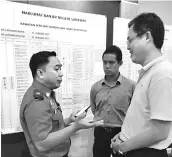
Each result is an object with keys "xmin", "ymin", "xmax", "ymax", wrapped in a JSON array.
[{"xmin": 32, "ymin": 80, "xmax": 52, "ymax": 98}]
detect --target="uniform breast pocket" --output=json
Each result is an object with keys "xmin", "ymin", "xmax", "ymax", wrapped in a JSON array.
[
  {"xmin": 52, "ymin": 119, "xmax": 59, "ymax": 130},
  {"xmin": 51, "ymin": 113, "xmax": 60, "ymax": 132},
  {"xmin": 52, "ymin": 109, "xmax": 64, "ymax": 129}
]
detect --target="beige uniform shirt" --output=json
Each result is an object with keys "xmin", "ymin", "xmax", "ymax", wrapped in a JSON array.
[{"xmin": 20, "ymin": 81, "xmax": 70, "ymax": 157}]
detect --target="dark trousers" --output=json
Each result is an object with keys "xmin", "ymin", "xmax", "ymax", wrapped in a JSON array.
[
  {"xmin": 93, "ymin": 126, "xmax": 121, "ymax": 157},
  {"xmin": 122, "ymin": 148, "xmax": 168, "ymax": 157}
]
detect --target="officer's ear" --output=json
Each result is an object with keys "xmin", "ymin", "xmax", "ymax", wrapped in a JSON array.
[{"xmin": 37, "ymin": 69, "xmax": 44, "ymax": 79}]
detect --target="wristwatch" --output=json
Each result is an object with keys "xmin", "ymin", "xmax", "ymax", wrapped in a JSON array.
[{"xmin": 117, "ymin": 143, "xmax": 127, "ymax": 155}]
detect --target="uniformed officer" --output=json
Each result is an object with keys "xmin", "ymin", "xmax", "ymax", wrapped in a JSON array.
[{"xmin": 20, "ymin": 51, "xmax": 102, "ymax": 157}]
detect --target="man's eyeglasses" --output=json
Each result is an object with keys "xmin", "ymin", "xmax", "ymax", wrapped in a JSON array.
[{"xmin": 127, "ymin": 32, "xmax": 145, "ymax": 44}]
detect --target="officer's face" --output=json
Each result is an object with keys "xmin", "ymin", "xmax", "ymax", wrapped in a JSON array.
[{"xmin": 43, "ymin": 56, "xmax": 63, "ymax": 90}]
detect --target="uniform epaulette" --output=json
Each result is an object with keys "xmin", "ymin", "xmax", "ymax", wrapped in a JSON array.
[{"xmin": 33, "ymin": 89, "xmax": 44, "ymax": 101}]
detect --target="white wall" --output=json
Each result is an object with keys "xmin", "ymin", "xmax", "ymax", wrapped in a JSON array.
[
  {"xmin": 120, "ymin": 0, "xmax": 139, "ymax": 19},
  {"xmin": 138, "ymin": 1, "xmax": 172, "ymax": 25}
]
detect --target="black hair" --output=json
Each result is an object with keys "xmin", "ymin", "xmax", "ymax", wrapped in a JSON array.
[
  {"xmin": 29, "ymin": 51, "xmax": 56, "ymax": 78},
  {"xmin": 128, "ymin": 12, "xmax": 165, "ymax": 49},
  {"xmin": 102, "ymin": 45, "xmax": 122, "ymax": 63}
]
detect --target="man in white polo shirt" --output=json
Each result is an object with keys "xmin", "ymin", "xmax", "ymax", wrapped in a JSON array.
[{"xmin": 111, "ymin": 13, "xmax": 172, "ymax": 157}]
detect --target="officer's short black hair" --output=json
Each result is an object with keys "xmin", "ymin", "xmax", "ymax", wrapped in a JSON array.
[
  {"xmin": 102, "ymin": 45, "xmax": 122, "ymax": 63},
  {"xmin": 128, "ymin": 12, "xmax": 165, "ymax": 49},
  {"xmin": 29, "ymin": 51, "xmax": 56, "ymax": 78}
]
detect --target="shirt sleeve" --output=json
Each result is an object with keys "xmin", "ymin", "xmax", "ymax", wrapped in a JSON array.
[
  {"xmin": 24, "ymin": 100, "xmax": 53, "ymax": 142},
  {"xmin": 149, "ymin": 77, "xmax": 172, "ymax": 121}
]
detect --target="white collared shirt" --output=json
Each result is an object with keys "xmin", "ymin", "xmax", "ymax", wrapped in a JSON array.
[{"xmin": 120, "ymin": 56, "xmax": 172, "ymax": 149}]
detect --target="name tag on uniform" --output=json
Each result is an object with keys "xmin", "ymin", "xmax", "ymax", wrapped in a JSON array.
[{"xmin": 50, "ymin": 100, "xmax": 58, "ymax": 114}]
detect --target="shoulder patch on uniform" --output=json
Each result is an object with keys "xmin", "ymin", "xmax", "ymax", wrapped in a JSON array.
[{"xmin": 33, "ymin": 89, "xmax": 44, "ymax": 101}]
